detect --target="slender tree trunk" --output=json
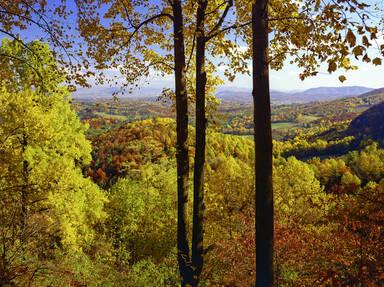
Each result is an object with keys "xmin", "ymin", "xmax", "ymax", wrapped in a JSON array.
[
  {"xmin": 20, "ymin": 132, "xmax": 28, "ymax": 245},
  {"xmin": 252, "ymin": 1, "xmax": 274, "ymax": 286},
  {"xmin": 172, "ymin": 1, "xmax": 193, "ymax": 285},
  {"xmin": 192, "ymin": 1, "xmax": 207, "ymax": 286}
]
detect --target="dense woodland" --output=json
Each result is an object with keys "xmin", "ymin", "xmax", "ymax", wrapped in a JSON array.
[{"xmin": 0, "ymin": 0, "xmax": 384, "ymax": 286}]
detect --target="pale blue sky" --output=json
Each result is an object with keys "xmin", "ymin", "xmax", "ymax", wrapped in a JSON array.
[
  {"xmin": 234, "ymin": 61, "xmax": 384, "ymax": 91},
  {"xmin": 140, "ymin": 58, "xmax": 384, "ymax": 92}
]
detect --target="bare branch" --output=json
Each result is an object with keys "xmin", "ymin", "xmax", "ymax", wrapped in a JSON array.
[
  {"xmin": 112, "ymin": 13, "xmax": 174, "ymax": 54},
  {"xmin": 268, "ymin": 16, "xmax": 306, "ymax": 22},
  {"xmin": 0, "ymin": 4, "xmax": 75, "ymax": 64},
  {"xmin": 206, "ymin": 20, "xmax": 252, "ymax": 41},
  {"xmin": 0, "ymin": 28, "xmax": 33, "ymax": 52},
  {"xmin": 207, "ymin": 14, "xmax": 316, "ymax": 42},
  {"xmin": 207, "ymin": 0, "xmax": 233, "ymax": 38},
  {"xmin": 186, "ymin": 32, "xmax": 196, "ymax": 71},
  {"xmin": 205, "ymin": 1, "xmax": 227, "ymax": 17}
]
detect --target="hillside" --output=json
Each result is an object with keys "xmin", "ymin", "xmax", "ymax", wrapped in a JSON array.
[
  {"xmin": 74, "ymin": 87, "xmax": 384, "ymax": 142},
  {"xmin": 2, "ymin": 1, "xmax": 384, "ymax": 286},
  {"xmin": 271, "ymin": 87, "xmax": 384, "ymax": 123},
  {"xmin": 88, "ymin": 118, "xmax": 254, "ymax": 187},
  {"xmin": 346, "ymin": 101, "xmax": 384, "ymax": 144}
]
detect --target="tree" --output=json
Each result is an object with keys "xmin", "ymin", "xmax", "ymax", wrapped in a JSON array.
[
  {"xmin": 75, "ymin": 1, "xmax": 248, "ymax": 284},
  {"xmin": 0, "ymin": 38, "xmax": 66, "ymax": 93},
  {"xmin": 191, "ymin": 1, "xmax": 255, "ymax": 283},
  {"xmin": 192, "ymin": 1, "xmax": 209, "ymax": 284},
  {"xmin": 75, "ymin": 1, "xmax": 194, "ymax": 283},
  {"xmin": 0, "ymin": 39, "xmax": 106, "ymax": 285},
  {"xmin": 171, "ymin": 2, "xmax": 194, "ymax": 284},
  {"xmin": 106, "ymin": 162, "xmax": 177, "ymax": 265},
  {"xmin": 252, "ymin": 1, "xmax": 273, "ymax": 285},
  {"xmin": 247, "ymin": 0, "xmax": 383, "ymax": 285}
]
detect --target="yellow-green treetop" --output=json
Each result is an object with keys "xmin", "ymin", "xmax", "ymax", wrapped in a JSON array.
[
  {"xmin": 0, "ymin": 40, "xmax": 106, "ymax": 254},
  {"xmin": 0, "ymin": 38, "xmax": 67, "ymax": 94}
]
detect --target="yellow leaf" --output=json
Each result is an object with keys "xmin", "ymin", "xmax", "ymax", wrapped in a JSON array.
[{"xmin": 338, "ymin": 75, "xmax": 346, "ymax": 82}]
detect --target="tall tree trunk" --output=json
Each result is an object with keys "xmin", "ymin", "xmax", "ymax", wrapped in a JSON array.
[
  {"xmin": 192, "ymin": 0, "xmax": 207, "ymax": 286},
  {"xmin": 252, "ymin": 0, "xmax": 274, "ymax": 286},
  {"xmin": 172, "ymin": 1, "xmax": 193, "ymax": 285},
  {"xmin": 20, "ymin": 132, "xmax": 28, "ymax": 245}
]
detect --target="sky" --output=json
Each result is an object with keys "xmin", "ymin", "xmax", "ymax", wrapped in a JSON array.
[
  {"xmin": 94, "ymin": 0, "xmax": 384, "ymax": 92},
  {"xmin": 146, "ymin": 59, "xmax": 384, "ymax": 92},
  {"xmin": 231, "ymin": 60, "xmax": 384, "ymax": 91},
  {"xmin": 2, "ymin": 0, "xmax": 384, "ymax": 92}
]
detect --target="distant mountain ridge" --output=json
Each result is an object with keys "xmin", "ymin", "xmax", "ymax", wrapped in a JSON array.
[
  {"xmin": 73, "ymin": 87, "xmax": 163, "ymax": 100},
  {"xmin": 357, "ymin": 87, "xmax": 384, "ymax": 98},
  {"xmin": 73, "ymin": 85, "xmax": 374, "ymax": 104},
  {"xmin": 216, "ymin": 86, "xmax": 374, "ymax": 104},
  {"xmin": 300, "ymin": 86, "xmax": 372, "ymax": 97}
]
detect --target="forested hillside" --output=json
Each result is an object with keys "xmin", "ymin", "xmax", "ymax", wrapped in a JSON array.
[
  {"xmin": 346, "ymin": 101, "xmax": 384, "ymax": 145},
  {"xmin": 83, "ymin": 117, "xmax": 384, "ymax": 286},
  {"xmin": 1, "ymin": 0, "xmax": 383, "ymax": 286},
  {"xmin": 3, "ymin": 74, "xmax": 383, "ymax": 285}
]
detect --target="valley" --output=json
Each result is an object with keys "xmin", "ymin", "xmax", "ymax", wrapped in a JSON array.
[{"xmin": 75, "ymin": 86, "xmax": 384, "ymax": 142}]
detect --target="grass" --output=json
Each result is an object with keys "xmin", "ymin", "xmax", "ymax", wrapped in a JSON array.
[
  {"xmin": 94, "ymin": 112, "xmax": 127, "ymax": 120},
  {"xmin": 272, "ymin": 121, "xmax": 297, "ymax": 130},
  {"xmin": 298, "ymin": 115, "xmax": 319, "ymax": 123}
]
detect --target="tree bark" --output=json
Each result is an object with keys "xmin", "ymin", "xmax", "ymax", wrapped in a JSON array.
[
  {"xmin": 192, "ymin": 0, "xmax": 208, "ymax": 285},
  {"xmin": 252, "ymin": 0, "xmax": 274, "ymax": 286},
  {"xmin": 172, "ymin": 1, "xmax": 193, "ymax": 285},
  {"xmin": 20, "ymin": 131, "xmax": 28, "ymax": 245}
]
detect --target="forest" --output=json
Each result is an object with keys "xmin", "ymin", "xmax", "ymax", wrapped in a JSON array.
[{"xmin": 0, "ymin": 0, "xmax": 384, "ymax": 286}]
